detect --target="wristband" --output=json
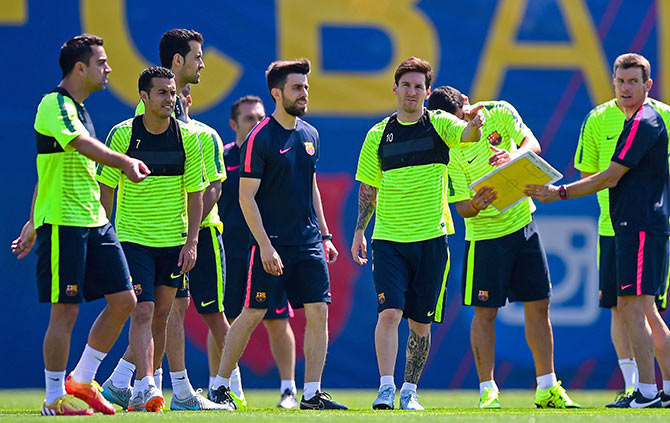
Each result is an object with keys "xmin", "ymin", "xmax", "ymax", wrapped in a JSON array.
[
  {"xmin": 470, "ymin": 199, "xmax": 482, "ymax": 212},
  {"xmin": 558, "ymin": 185, "xmax": 568, "ymax": 200},
  {"xmin": 321, "ymin": 234, "xmax": 333, "ymax": 241}
]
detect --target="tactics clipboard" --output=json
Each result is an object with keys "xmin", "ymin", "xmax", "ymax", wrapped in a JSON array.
[{"xmin": 468, "ymin": 150, "xmax": 563, "ymax": 213}]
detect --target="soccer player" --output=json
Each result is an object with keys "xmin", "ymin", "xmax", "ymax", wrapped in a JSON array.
[
  {"xmin": 103, "ymin": 27, "xmax": 206, "ymax": 405},
  {"xmin": 212, "ymin": 95, "xmax": 298, "ymax": 408},
  {"xmin": 428, "ymin": 86, "xmax": 580, "ymax": 409},
  {"xmin": 208, "ymin": 58, "xmax": 346, "ymax": 410},
  {"xmin": 574, "ymin": 58, "xmax": 670, "ymax": 406},
  {"xmin": 527, "ymin": 53, "xmax": 670, "ymax": 408},
  {"xmin": 11, "ymin": 34, "xmax": 149, "ymax": 416},
  {"xmin": 351, "ymin": 57, "xmax": 484, "ymax": 411},
  {"xmin": 96, "ymin": 66, "xmax": 206, "ymax": 412}
]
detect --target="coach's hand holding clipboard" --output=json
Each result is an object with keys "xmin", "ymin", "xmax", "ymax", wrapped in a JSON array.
[{"xmin": 468, "ymin": 150, "xmax": 563, "ymax": 213}]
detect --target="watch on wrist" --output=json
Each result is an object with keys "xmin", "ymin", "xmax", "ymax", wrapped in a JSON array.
[
  {"xmin": 558, "ymin": 185, "xmax": 568, "ymax": 200},
  {"xmin": 322, "ymin": 234, "xmax": 333, "ymax": 241}
]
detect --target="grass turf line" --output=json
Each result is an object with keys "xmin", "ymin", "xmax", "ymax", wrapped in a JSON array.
[{"xmin": 1, "ymin": 389, "xmax": 670, "ymax": 422}]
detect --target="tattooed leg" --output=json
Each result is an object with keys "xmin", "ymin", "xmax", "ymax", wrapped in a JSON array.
[
  {"xmin": 471, "ymin": 306, "xmax": 497, "ymax": 382},
  {"xmin": 404, "ymin": 321, "xmax": 431, "ymax": 385}
]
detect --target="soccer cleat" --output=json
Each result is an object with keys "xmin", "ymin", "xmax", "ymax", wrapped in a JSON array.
[
  {"xmin": 660, "ymin": 390, "xmax": 670, "ymax": 408},
  {"xmin": 209, "ymin": 385, "xmax": 238, "ymax": 410},
  {"xmin": 479, "ymin": 388, "xmax": 501, "ymax": 409},
  {"xmin": 277, "ymin": 389, "xmax": 298, "ymax": 409},
  {"xmin": 128, "ymin": 385, "xmax": 164, "ymax": 412},
  {"xmin": 64, "ymin": 373, "xmax": 116, "ymax": 414},
  {"xmin": 101, "ymin": 379, "xmax": 132, "ymax": 410},
  {"xmin": 534, "ymin": 381, "xmax": 580, "ymax": 408},
  {"xmin": 630, "ymin": 390, "xmax": 661, "ymax": 408},
  {"xmin": 41, "ymin": 394, "xmax": 94, "ymax": 416},
  {"xmin": 605, "ymin": 388, "xmax": 635, "ymax": 408},
  {"xmin": 372, "ymin": 385, "xmax": 395, "ymax": 410},
  {"xmin": 230, "ymin": 390, "xmax": 248, "ymax": 411},
  {"xmin": 300, "ymin": 391, "xmax": 348, "ymax": 410},
  {"xmin": 170, "ymin": 388, "xmax": 234, "ymax": 410},
  {"xmin": 399, "ymin": 389, "xmax": 424, "ymax": 410}
]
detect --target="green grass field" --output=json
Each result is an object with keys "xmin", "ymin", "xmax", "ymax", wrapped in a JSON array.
[{"xmin": 1, "ymin": 389, "xmax": 670, "ymax": 422}]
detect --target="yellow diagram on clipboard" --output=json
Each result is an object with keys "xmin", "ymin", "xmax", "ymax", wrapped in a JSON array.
[{"xmin": 469, "ymin": 151, "xmax": 563, "ymax": 213}]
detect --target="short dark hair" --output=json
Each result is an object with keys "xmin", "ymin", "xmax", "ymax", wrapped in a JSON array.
[
  {"xmin": 265, "ymin": 58, "xmax": 311, "ymax": 97},
  {"xmin": 394, "ymin": 57, "xmax": 433, "ymax": 88},
  {"xmin": 231, "ymin": 95, "xmax": 263, "ymax": 121},
  {"xmin": 138, "ymin": 66, "xmax": 175, "ymax": 94},
  {"xmin": 428, "ymin": 86, "xmax": 464, "ymax": 115},
  {"xmin": 59, "ymin": 34, "xmax": 104, "ymax": 78},
  {"xmin": 613, "ymin": 53, "xmax": 651, "ymax": 82},
  {"xmin": 159, "ymin": 29, "xmax": 204, "ymax": 68}
]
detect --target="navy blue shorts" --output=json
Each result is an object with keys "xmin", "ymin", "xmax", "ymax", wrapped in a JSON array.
[
  {"xmin": 36, "ymin": 223, "xmax": 132, "ymax": 303},
  {"xmin": 615, "ymin": 231, "xmax": 669, "ymax": 299},
  {"xmin": 600, "ymin": 235, "xmax": 670, "ymax": 310},
  {"xmin": 245, "ymin": 242, "xmax": 330, "ymax": 311},
  {"xmin": 188, "ymin": 226, "xmax": 225, "ymax": 314},
  {"xmin": 372, "ymin": 235, "xmax": 449, "ymax": 324},
  {"xmin": 461, "ymin": 220, "xmax": 551, "ymax": 308},
  {"xmin": 121, "ymin": 242, "xmax": 184, "ymax": 303},
  {"xmin": 223, "ymin": 255, "xmax": 292, "ymax": 320}
]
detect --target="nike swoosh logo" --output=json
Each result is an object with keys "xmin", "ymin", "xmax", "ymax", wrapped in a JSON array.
[
  {"xmin": 427, "ymin": 310, "xmax": 435, "ymax": 317},
  {"xmin": 280, "ymin": 147, "xmax": 291, "ymax": 154},
  {"xmin": 48, "ymin": 377, "xmax": 60, "ymax": 381},
  {"xmin": 170, "ymin": 273, "xmax": 183, "ymax": 279},
  {"xmin": 607, "ymin": 135, "xmax": 617, "ymax": 140},
  {"xmin": 275, "ymin": 307, "xmax": 288, "ymax": 314},
  {"xmin": 621, "ymin": 284, "xmax": 633, "ymax": 290},
  {"xmin": 201, "ymin": 300, "xmax": 216, "ymax": 308},
  {"xmin": 467, "ymin": 156, "xmax": 478, "ymax": 164},
  {"xmin": 176, "ymin": 377, "xmax": 185, "ymax": 380}
]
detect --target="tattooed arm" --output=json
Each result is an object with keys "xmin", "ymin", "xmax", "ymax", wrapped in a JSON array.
[
  {"xmin": 404, "ymin": 328, "xmax": 431, "ymax": 384},
  {"xmin": 350, "ymin": 182, "xmax": 378, "ymax": 265}
]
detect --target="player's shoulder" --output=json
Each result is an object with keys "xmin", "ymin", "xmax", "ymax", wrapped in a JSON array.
[
  {"xmin": 648, "ymin": 98, "xmax": 670, "ymax": 116},
  {"xmin": 36, "ymin": 89, "xmax": 75, "ymax": 115},
  {"xmin": 296, "ymin": 118, "xmax": 319, "ymax": 137},
  {"xmin": 109, "ymin": 118, "xmax": 134, "ymax": 134},
  {"xmin": 223, "ymin": 141, "xmax": 237, "ymax": 155},
  {"xmin": 585, "ymin": 99, "xmax": 618, "ymax": 121},
  {"xmin": 641, "ymin": 103, "xmax": 665, "ymax": 126},
  {"xmin": 364, "ymin": 116, "xmax": 392, "ymax": 143}
]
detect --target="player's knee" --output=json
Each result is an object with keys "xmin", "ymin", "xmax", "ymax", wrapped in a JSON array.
[
  {"xmin": 377, "ymin": 308, "xmax": 402, "ymax": 328},
  {"xmin": 408, "ymin": 319, "xmax": 431, "ymax": 336},
  {"xmin": 131, "ymin": 302, "xmax": 155, "ymax": 327},
  {"xmin": 50, "ymin": 304, "xmax": 79, "ymax": 330},
  {"xmin": 108, "ymin": 290, "xmax": 137, "ymax": 316},
  {"xmin": 473, "ymin": 306, "xmax": 498, "ymax": 323},
  {"xmin": 305, "ymin": 302, "xmax": 328, "ymax": 324}
]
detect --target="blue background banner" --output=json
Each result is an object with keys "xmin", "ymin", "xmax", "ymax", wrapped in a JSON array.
[{"xmin": 2, "ymin": 0, "xmax": 669, "ymax": 390}]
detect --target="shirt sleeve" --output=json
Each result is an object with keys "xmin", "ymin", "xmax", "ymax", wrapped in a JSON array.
[
  {"xmin": 183, "ymin": 130, "xmax": 208, "ymax": 193},
  {"xmin": 355, "ymin": 122, "xmax": 384, "ymax": 188},
  {"xmin": 96, "ymin": 124, "xmax": 130, "ymax": 188},
  {"xmin": 574, "ymin": 110, "xmax": 600, "ymax": 173},
  {"xmin": 35, "ymin": 94, "xmax": 88, "ymax": 151},
  {"xmin": 429, "ymin": 109, "xmax": 468, "ymax": 148},
  {"xmin": 496, "ymin": 101, "xmax": 529, "ymax": 147},
  {"xmin": 200, "ymin": 127, "xmax": 227, "ymax": 184},
  {"xmin": 612, "ymin": 109, "xmax": 660, "ymax": 169},
  {"xmin": 239, "ymin": 125, "xmax": 267, "ymax": 179},
  {"xmin": 447, "ymin": 153, "xmax": 472, "ymax": 203}
]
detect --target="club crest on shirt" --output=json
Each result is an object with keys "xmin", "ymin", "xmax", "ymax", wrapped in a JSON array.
[
  {"xmin": 304, "ymin": 141, "xmax": 315, "ymax": 156},
  {"xmin": 65, "ymin": 284, "xmax": 78, "ymax": 297},
  {"xmin": 478, "ymin": 290, "xmax": 489, "ymax": 302},
  {"xmin": 256, "ymin": 291, "xmax": 267, "ymax": 303},
  {"xmin": 378, "ymin": 292, "xmax": 385, "ymax": 304},
  {"xmin": 133, "ymin": 284, "xmax": 142, "ymax": 296},
  {"xmin": 487, "ymin": 131, "xmax": 502, "ymax": 146}
]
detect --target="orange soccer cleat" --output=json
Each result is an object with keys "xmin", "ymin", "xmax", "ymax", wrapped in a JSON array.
[{"xmin": 64, "ymin": 373, "xmax": 116, "ymax": 414}]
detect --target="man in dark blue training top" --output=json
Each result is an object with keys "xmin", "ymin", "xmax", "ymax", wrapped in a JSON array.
[
  {"xmin": 527, "ymin": 53, "xmax": 670, "ymax": 408},
  {"xmin": 208, "ymin": 59, "xmax": 347, "ymax": 410}
]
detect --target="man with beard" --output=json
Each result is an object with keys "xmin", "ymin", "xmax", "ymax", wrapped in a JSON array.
[
  {"xmin": 208, "ymin": 59, "xmax": 346, "ymax": 410},
  {"xmin": 351, "ymin": 57, "xmax": 484, "ymax": 410}
]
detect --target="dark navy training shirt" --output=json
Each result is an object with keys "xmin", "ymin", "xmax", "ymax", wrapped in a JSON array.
[
  {"xmin": 239, "ymin": 116, "xmax": 321, "ymax": 246},
  {"xmin": 218, "ymin": 142, "xmax": 251, "ymax": 259},
  {"xmin": 610, "ymin": 104, "xmax": 670, "ymax": 236}
]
